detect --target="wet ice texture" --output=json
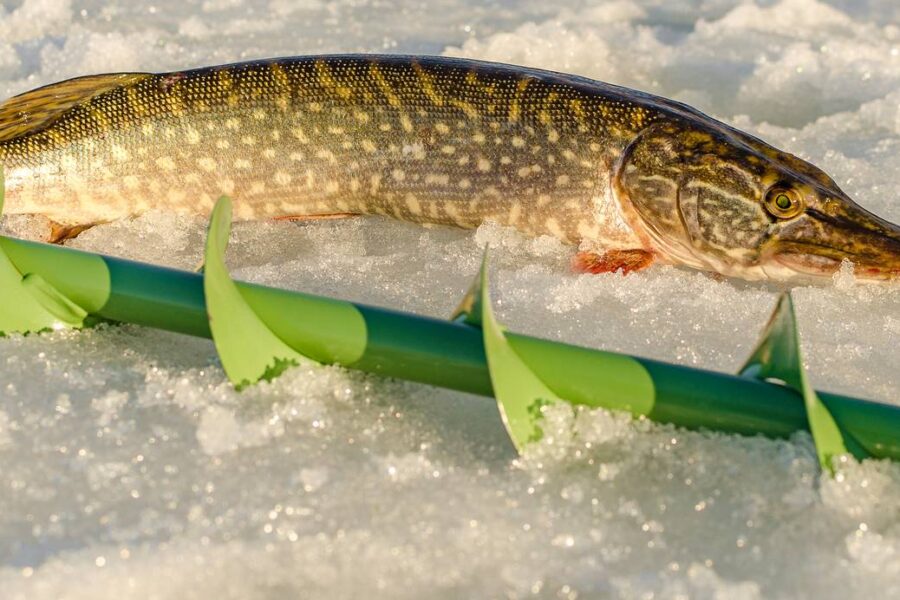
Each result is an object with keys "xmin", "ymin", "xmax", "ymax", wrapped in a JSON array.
[{"xmin": 1, "ymin": 0, "xmax": 900, "ymax": 598}]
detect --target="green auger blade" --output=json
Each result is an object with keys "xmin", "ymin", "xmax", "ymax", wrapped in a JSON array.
[
  {"xmin": 0, "ymin": 168, "xmax": 86, "ymax": 335},
  {"xmin": 472, "ymin": 250, "xmax": 564, "ymax": 452},
  {"xmin": 203, "ymin": 196, "xmax": 314, "ymax": 389},
  {"xmin": 740, "ymin": 292, "xmax": 853, "ymax": 473},
  {"xmin": 450, "ymin": 260, "xmax": 483, "ymax": 327}
]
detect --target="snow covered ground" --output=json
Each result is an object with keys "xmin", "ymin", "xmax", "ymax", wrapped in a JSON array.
[{"xmin": 1, "ymin": 0, "xmax": 899, "ymax": 597}]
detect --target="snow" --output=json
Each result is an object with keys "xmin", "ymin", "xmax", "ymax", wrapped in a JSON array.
[{"xmin": 1, "ymin": 0, "xmax": 899, "ymax": 598}]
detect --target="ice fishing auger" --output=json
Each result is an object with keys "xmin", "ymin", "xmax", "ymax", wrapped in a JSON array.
[{"xmin": 1, "ymin": 186, "xmax": 897, "ymax": 474}]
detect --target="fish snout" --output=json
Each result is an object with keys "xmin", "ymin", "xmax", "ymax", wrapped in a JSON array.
[
  {"xmin": 852, "ymin": 215, "xmax": 900, "ymax": 278},
  {"xmin": 772, "ymin": 202, "xmax": 900, "ymax": 280}
]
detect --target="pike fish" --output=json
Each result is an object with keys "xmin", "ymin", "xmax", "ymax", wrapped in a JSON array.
[{"xmin": 1, "ymin": 54, "xmax": 899, "ymax": 281}]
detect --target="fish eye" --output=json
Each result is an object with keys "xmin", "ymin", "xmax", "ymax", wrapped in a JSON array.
[{"xmin": 764, "ymin": 187, "xmax": 804, "ymax": 219}]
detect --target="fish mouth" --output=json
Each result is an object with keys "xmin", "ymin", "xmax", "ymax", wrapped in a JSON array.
[
  {"xmin": 769, "ymin": 242, "xmax": 900, "ymax": 281},
  {"xmin": 771, "ymin": 251, "xmax": 844, "ymax": 278},
  {"xmin": 762, "ymin": 202, "xmax": 900, "ymax": 282}
]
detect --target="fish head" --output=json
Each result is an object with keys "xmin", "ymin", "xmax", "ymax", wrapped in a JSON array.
[{"xmin": 615, "ymin": 119, "xmax": 900, "ymax": 282}]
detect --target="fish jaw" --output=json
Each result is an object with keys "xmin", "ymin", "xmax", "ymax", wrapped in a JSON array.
[{"xmin": 759, "ymin": 201, "xmax": 900, "ymax": 282}]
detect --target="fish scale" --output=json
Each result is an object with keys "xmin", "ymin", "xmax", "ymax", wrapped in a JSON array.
[
  {"xmin": 0, "ymin": 55, "xmax": 648, "ymax": 246},
  {"xmin": 1, "ymin": 54, "xmax": 899, "ymax": 281}
]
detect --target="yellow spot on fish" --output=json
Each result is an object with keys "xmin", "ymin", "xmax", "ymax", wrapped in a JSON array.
[
  {"xmin": 316, "ymin": 149, "xmax": 336, "ymax": 163},
  {"xmin": 361, "ymin": 139, "xmax": 377, "ymax": 153},
  {"xmin": 413, "ymin": 61, "xmax": 444, "ymax": 107},
  {"xmin": 577, "ymin": 221, "xmax": 600, "ymax": 239},
  {"xmin": 291, "ymin": 127, "xmax": 308, "ymax": 143},
  {"xmin": 234, "ymin": 159, "xmax": 251, "ymax": 169},
  {"xmin": 156, "ymin": 157, "xmax": 176, "ymax": 171},
  {"xmin": 405, "ymin": 194, "xmax": 422, "ymax": 214},
  {"xmin": 127, "ymin": 88, "xmax": 146, "ymax": 117},
  {"xmin": 425, "ymin": 173, "xmax": 450, "ymax": 185},
  {"xmin": 392, "ymin": 169, "xmax": 406, "ymax": 182},
  {"xmin": 545, "ymin": 218, "xmax": 564, "ymax": 239},
  {"xmin": 509, "ymin": 77, "xmax": 531, "ymax": 122},
  {"xmin": 315, "ymin": 60, "xmax": 353, "ymax": 100},
  {"xmin": 167, "ymin": 189, "xmax": 187, "ymax": 205},
  {"xmin": 477, "ymin": 157, "xmax": 492, "ymax": 172},
  {"xmin": 369, "ymin": 64, "xmax": 402, "ymax": 107},
  {"xmin": 217, "ymin": 69, "xmax": 234, "ymax": 89},
  {"xmin": 435, "ymin": 122, "xmax": 450, "ymax": 134},
  {"xmin": 509, "ymin": 202, "xmax": 522, "ymax": 224},
  {"xmin": 441, "ymin": 145, "xmax": 456, "ymax": 155},
  {"xmin": 270, "ymin": 63, "xmax": 289, "ymax": 89},
  {"xmin": 449, "ymin": 98, "xmax": 479, "ymax": 118},
  {"xmin": 185, "ymin": 128, "xmax": 201, "ymax": 145},
  {"xmin": 445, "ymin": 203, "xmax": 461, "ymax": 222},
  {"xmin": 197, "ymin": 157, "xmax": 217, "ymax": 172},
  {"xmin": 47, "ymin": 130, "xmax": 65, "ymax": 145},
  {"xmin": 512, "ymin": 136, "xmax": 525, "ymax": 148}
]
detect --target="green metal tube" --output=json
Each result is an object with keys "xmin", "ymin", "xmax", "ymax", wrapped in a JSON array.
[{"xmin": 2, "ymin": 236, "xmax": 898, "ymax": 460}]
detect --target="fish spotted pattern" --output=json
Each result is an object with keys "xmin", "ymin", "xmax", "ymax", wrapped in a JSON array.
[{"xmin": 0, "ymin": 55, "xmax": 898, "ymax": 281}]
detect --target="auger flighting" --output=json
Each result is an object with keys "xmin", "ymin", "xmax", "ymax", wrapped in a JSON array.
[{"xmin": 0, "ymin": 157, "xmax": 897, "ymax": 474}]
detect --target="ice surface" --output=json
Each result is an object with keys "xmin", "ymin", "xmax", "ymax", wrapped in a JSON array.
[{"xmin": 1, "ymin": 0, "xmax": 899, "ymax": 598}]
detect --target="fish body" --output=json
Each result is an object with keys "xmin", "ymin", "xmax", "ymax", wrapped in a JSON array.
[{"xmin": 1, "ymin": 54, "xmax": 898, "ymax": 281}]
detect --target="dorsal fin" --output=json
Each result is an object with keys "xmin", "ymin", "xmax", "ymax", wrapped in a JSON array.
[{"xmin": 0, "ymin": 72, "xmax": 151, "ymax": 143}]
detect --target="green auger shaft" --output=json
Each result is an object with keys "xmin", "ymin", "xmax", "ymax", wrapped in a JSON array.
[{"xmin": 2, "ymin": 234, "xmax": 898, "ymax": 460}]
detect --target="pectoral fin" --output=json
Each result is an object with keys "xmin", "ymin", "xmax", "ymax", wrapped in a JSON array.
[
  {"xmin": 573, "ymin": 249, "xmax": 655, "ymax": 275},
  {"xmin": 48, "ymin": 220, "xmax": 100, "ymax": 243}
]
